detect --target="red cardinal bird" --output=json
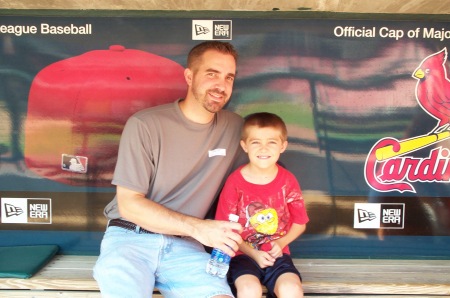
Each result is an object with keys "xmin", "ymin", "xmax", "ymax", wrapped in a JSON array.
[{"xmin": 413, "ymin": 47, "xmax": 450, "ymax": 133}]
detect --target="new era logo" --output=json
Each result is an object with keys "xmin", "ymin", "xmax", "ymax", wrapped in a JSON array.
[
  {"xmin": 357, "ymin": 209, "xmax": 376, "ymax": 222},
  {"xmin": 192, "ymin": 20, "xmax": 232, "ymax": 40},
  {"xmin": 4, "ymin": 203, "xmax": 23, "ymax": 217},
  {"xmin": 354, "ymin": 203, "xmax": 405, "ymax": 229},
  {"xmin": 194, "ymin": 24, "xmax": 210, "ymax": 35},
  {"xmin": 1, "ymin": 198, "xmax": 52, "ymax": 224}
]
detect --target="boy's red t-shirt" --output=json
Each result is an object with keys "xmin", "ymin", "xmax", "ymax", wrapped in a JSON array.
[{"xmin": 215, "ymin": 164, "xmax": 309, "ymax": 255}]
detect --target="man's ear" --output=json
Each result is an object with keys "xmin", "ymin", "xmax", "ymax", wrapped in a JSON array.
[{"xmin": 184, "ymin": 68, "xmax": 192, "ymax": 86}]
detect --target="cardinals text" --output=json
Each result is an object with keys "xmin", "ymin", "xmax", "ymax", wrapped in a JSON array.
[{"xmin": 365, "ymin": 141, "xmax": 450, "ymax": 193}]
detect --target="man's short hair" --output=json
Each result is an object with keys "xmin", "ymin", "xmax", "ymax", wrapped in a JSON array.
[{"xmin": 187, "ymin": 41, "xmax": 238, "ymax": 69}]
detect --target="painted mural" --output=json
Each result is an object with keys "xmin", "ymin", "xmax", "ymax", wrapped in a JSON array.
[{"xmin": 0, "ymin": 14, "xmax": 449, "ymax": 257}]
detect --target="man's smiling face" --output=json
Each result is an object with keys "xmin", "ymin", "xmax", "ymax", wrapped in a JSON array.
[{"xmin": 188, "ymin": 49, "xmax": 236, "ymax": 114}]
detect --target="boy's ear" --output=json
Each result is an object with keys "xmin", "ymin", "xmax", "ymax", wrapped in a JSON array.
[
  {"xmin": 240, "ymin": 140, "xmax": 248, "ymax": 152},
  {"xmin": 280, "ymin": 140, "xmax": 288, "ymax": 153}
]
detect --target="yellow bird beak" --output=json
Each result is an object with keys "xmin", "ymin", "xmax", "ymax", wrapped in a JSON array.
[{"xmin": 414, "ymin": 68, "xmax": 425, "ymax": 79}]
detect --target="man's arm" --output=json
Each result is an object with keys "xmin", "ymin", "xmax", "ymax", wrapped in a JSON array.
[{"xmin": 117, "ymin": 185, "xmax": 242, "ymax": 256}]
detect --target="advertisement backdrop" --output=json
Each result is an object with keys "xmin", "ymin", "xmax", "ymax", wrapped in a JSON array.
[{"xmin": 0, "ymin": 12, "xmax": 449, "ymax": 257}]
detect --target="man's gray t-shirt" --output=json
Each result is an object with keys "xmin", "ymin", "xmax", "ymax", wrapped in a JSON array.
[{"xmin": 104, "ymin": 99, "xmax": 244, "ymax": 219}]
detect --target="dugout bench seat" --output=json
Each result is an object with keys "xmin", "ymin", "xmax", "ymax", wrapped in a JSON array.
[{"xmin": 0, "ymin": 255, "xmax": 449, "ymax": 297}]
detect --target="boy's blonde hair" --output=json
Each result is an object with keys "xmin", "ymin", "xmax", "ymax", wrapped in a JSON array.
[{"xmin": 242, "ymin": 112, "xmax": 288, "ymax": 142}]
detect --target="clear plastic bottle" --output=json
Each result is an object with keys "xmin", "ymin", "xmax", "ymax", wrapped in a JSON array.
[{"xmin": 206, "ymin": 214, "xmax": 239, "ymax": 278}]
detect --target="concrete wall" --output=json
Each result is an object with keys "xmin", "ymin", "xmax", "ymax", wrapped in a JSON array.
[{"xmin": 1, "ymin": 0, "xmax": 449, "ymax": 14}]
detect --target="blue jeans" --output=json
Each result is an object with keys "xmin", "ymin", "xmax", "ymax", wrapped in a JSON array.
[{"xmin": 93, "ymin": 226, "xmax": 234, "ymax": 298}]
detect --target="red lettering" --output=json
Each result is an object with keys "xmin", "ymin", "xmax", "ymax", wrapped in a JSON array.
[
  {"xmin": 365, "ymin": 143, "xmax": 450, "ymax": 193},
  {"xmin": 379, "ymin": 158, "xmax": 410, "ymax": 181},
  {"xmin": 364, "ymin": 138, "xmax": 415, "ymax": 193}
]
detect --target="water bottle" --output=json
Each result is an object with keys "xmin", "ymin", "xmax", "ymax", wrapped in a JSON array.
[{"xmin": 206, "ymin": 214, "xmax": 239, "ymax": 278}]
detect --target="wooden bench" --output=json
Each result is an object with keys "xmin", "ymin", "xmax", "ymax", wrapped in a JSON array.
[{"xmin": 0, "ymin": 255, "xmax": 449, "ymax": 297}]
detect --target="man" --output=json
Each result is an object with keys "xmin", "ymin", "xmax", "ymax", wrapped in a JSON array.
[{"xmin": 93, "ymin": 41, "xmax": 245, "ymax": 297}]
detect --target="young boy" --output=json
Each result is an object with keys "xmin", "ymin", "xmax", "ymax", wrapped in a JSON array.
[{"xmin": 215, "ymin": 112, "xmax": 309, "ymax": 298}]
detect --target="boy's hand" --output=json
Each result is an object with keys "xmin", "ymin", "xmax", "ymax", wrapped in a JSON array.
[
  {"xmin": 268, "ymin": 241, "xmax": 283, "ymax": 259},
  {"xmin": 251, "ymin": 250, "xmax": 276, "ymax": 268}
]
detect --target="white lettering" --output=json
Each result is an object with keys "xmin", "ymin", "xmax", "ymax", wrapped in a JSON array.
[
  {"xmin": 379, "ymin": 27, "xmax": 404, "ymax": 40},
  {"xmin": 41, "ymin": 23, "xmax": 92, "ymax": 35},
  {"xmin": 0, "ymin": 24, "xmax": 37, "ymax": 36},
  {"xmin": 423, "ymin": 27, "xmax": 450, "ymax": 41},
  {"xmin": 334, "ymin": 26, "xmax": 376, "ymax": 38}
]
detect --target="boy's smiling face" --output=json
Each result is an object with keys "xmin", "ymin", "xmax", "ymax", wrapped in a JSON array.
[{"xmin": 240, "ymin": 125, "xmax": 287, "ymax": 169}]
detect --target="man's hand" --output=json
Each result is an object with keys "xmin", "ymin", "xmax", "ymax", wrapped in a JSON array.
[
  {"xmin": 193, "ymin": 219, "xmax": 243, "ymax": 257},
  {"xmin": 117, "ymin": 186, "xmax": 243, "ymax": 256}
]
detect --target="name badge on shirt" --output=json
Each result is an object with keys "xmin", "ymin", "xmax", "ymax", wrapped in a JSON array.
[{"xmin": 208, "ymin": 148, "xmax": 226, "ymax": 157}]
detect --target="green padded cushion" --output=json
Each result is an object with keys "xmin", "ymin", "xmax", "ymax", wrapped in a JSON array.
[{"xmin": 0, "ymin": 245, "xmax": 59, "ymax": 278}]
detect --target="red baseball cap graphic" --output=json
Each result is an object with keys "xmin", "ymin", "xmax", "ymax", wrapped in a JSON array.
[{"xmin": 24, "ymin": 45, "xmax": 186, "ymax": 186}]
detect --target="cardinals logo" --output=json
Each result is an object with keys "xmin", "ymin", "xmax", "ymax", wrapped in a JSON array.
[
  {"xmin": 365, "ymin": 48, "xmax": 450, "ymax": 193},
  {"xmin": 413, "ymin": 48, "xmax": 450, "ymax": 133}
]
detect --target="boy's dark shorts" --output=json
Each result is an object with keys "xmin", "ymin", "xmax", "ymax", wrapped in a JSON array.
[{"xmin": 228, "ymin": 253, "xmax": 302, "ymax": 298}]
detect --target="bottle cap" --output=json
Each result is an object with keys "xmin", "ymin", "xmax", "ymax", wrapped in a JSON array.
[{"xmin": 228, "ymin": 214, "xmax": 239, "ymax": 222}]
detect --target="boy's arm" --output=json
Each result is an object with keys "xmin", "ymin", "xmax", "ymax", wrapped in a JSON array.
[
  {"xmin": 269, "ymin": 223, "xmax": 306, "ymax": 258},
  {"xmin": 236, "ymin": 224, "xmax": 306, "ymax": 267},
  {"xmin": 238, "ymin": 241, "xmax": 277, "ymax": 269},
  {"xmin": 274, "ymin": 223, "xmax": 306, "ymax": 250},
  {"xmin": 214, "ymin": 175, "xmax": 238, "ymax": 221}
]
